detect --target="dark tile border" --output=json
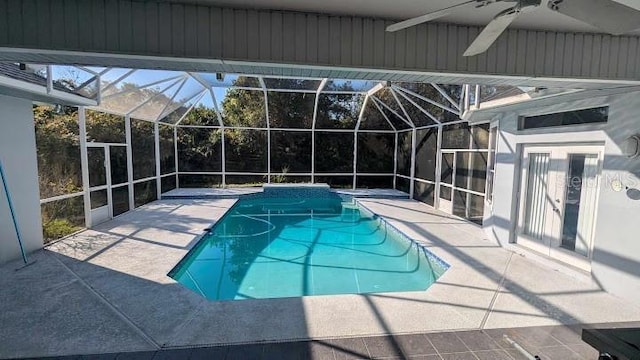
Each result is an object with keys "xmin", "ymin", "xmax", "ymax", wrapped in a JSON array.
[{"xmin": 12, "ymin": 322, "xmax": 640, "ymax": 360}]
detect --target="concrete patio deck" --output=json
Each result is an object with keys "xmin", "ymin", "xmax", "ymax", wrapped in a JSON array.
[{"xmin": 1, "ymin": 197, "xmax": 639, "ymax": 358}]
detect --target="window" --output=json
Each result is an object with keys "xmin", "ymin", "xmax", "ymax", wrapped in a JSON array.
[{"xmin": 519, "ymin": 106, "xmax": 608, "ymax": 130}]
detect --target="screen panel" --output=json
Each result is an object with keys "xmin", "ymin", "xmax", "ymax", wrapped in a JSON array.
[
  {"xmin": 357, "ymin": 133, "xmax": 395, "ymax": 173},
  {"xmin": 314, "ymin": 176, "xmax": 353, "ymax": 188},
  {"xmin": 267, "ymin": 92, "xmax": 315, "ymax": 128},
  {"xmin": 356, "ymin": 176, "xmax": 394, "ymax": 189},
  {"xmin": 161, "ymin": 176, "xmax": 177, "ymax": 193},
  {"xmin": 316, "ymin": 93, "xmax": 363, "ymax": 129},
  {"xmin": 225, "ymin": 129, "xmax": 268, "ymax": 172},
  {"xmin": 314, "ymin": 132, "xmax": 354, "ymax": 173},
  {"xmin": 270, "ymin": 131, "xmax": 312, "ymax": 173},
  {"xmin": 131, "ymin": 119, "xmax": 156, "ymax": 180},
  {"xmin": 396, "ymin": 132, "xmax": 412, "ymax": 177},
  {"xmin": 177, "ymin": 128, "xmax": 222, "ymax": 172},
  {"xmin": 134, "ymin": 180, "xmax": 157, "ymax": 208},
  {"xmin": 414, "ymin": 181, "xmax": 436, "ymax": 206},
  {"xmin": 40, "ymin": 195, "xmax": 85, "ymax": 243},
  {"xmin": 415, "ymin": 128, "xmax": 438, "ymax": 182},
  {"xmin": 34, "ymin": 105, "xmax": 82, "ymax": 199},
  {"xmin": 396, "ymin": 176, "xmax": 410, "ymax": 194},
  {"xmin": 178, "ymin": 174, "xmax": 222, "ymax": 188}
]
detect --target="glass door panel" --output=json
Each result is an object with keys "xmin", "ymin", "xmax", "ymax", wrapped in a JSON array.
[
  {"xmin": 523, "ymin": 153, "xmax": 550, "ymax": 240},
  {"xmin": 516, "ymin": 149, "xmax": 555, "ymax": 256},
  {"xmin": 552, "ymin": 152, "xmax": 601, "ymax": 266}
]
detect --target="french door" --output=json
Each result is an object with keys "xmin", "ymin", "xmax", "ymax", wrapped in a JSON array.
[{"xmin": 516, "ymin": 145, "xmax": 603, "ymax": 271}]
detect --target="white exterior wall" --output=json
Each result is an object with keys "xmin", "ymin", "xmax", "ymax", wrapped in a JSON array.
[
  {"xmin": 0, "ymin": 94, "xmax": 43, "ymax": 263},
  {"xmin": 484, "ymin": 91, "xmax": 640, "ymax": 303}
]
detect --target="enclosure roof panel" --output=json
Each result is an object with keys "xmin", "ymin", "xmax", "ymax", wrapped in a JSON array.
[{"xmin": 6, "ymin": 63, "xmax": 547, "ymax": 127}]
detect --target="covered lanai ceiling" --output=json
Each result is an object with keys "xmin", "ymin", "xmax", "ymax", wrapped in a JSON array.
[
  {"xmin": 163, "ymin": 0, "xmax": 640, "ymax": 34},
  {"xmin": 2, "ymin": 0, "xmax": 640, "ymax": 90}
]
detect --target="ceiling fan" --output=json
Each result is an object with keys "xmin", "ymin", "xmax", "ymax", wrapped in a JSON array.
[{"xmin": 386, "ymin": 0, "xmax": 640, "ymax": 57}]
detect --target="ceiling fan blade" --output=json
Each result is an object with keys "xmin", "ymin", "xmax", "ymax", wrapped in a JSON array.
[
  {"xmin": 548, "ymin": 0, "xmax": 640, "ymax": 35},
  {"xmin": 463, "ymin": 7, "xmax": 521, "ymax": 56},
  {"xmin": 386, "ymin": 0, "xmax": 478, "ymax": 32}
]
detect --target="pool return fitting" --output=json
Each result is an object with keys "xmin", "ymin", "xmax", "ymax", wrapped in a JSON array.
[{"xmin": 0, "ymin": 160, "xmax": 35, "ymax": 269}]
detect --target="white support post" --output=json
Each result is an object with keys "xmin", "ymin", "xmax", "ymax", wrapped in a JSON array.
[
  {"xmin": 125, "ymin": 116, "xmax": 135, "ymax": 210},
  {"xmin": 409, "ymin": 128, "xmax": 417, "ymax": 199},
  {"xmin": 154, "ymin": 122, "xmax": 161, "ymax": 199},
  {"xmin": 452, "ymin": 151, "xmax": 458, "ymax": 212},
  {"xmin": 434, "ymin": 124, "xmax": 443, "ymax": 209},
  {"xmin": 210, "ymin": 88, "xmax": 226, "ymax": 187},
  {"xmin": 458, "ymin": 86, "xmax": 465, "ymax": 116},
  {"xmin": 104, "ymin": 146, "xmax": 113, "ymax": 219},
  {"xmin": 260, "ymin": 77, "xmax": 271, "ymax": 183},
  {"xmin": 220, "ymin": 127, "xmax": 226, "ymax": 187},
  {"xmin": 474, "ymin": 84, "xmax": 481, "ymax": 109},
  {"xmin": 466, "ymin": 127, "xmax": 476, "ymax": 218},
  {"xmin": 174, "ymin": 126, "xmax": 179, "ymax": 188},
  {"xmin": 78, "ymin": 107, "xmax": 92, "ymax": 228},
  {"xmin": 96, "ymin": 73, "xmax": 102, "ymax": 106},
  {"xmin": 46, "ymin": 65, "xmax": 53, "ymax": 94},
  {"xmin": 353, "ymin": 94, "xmax": 371, "ymax": 190},
  {"xmin": 311, "ymin": 79, "xmax": 328, "ymax": 183},
  {"xmin": 352, "ymin": 130, "xmax": 358, "ymax": 190},
  {"xmin": 393, "ymin": 132, "xmax": 398, "ymax": 190},
  {"xmin": 463, "ymin": 84, "xmax": 471, "ymax": 115}
]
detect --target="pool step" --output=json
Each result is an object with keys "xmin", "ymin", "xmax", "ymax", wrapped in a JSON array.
[{"xmin": 341, "ymin": 202, "xmax": 360, "ymax": 223}]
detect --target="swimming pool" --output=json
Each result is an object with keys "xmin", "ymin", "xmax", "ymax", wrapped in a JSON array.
[{"xmin": 169, "ymin": 194, "xmax": 448, "ymax": 301}]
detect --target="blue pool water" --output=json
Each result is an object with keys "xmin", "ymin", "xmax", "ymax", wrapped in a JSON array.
[{"xmin": 170, "ymin": 195, "xmax": 448, "ymax": 301}]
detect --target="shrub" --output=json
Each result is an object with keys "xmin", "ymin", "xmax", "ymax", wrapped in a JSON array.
[{"xmin": 43, "ymin": 219, "xmax": 81, "ymax": 242}]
